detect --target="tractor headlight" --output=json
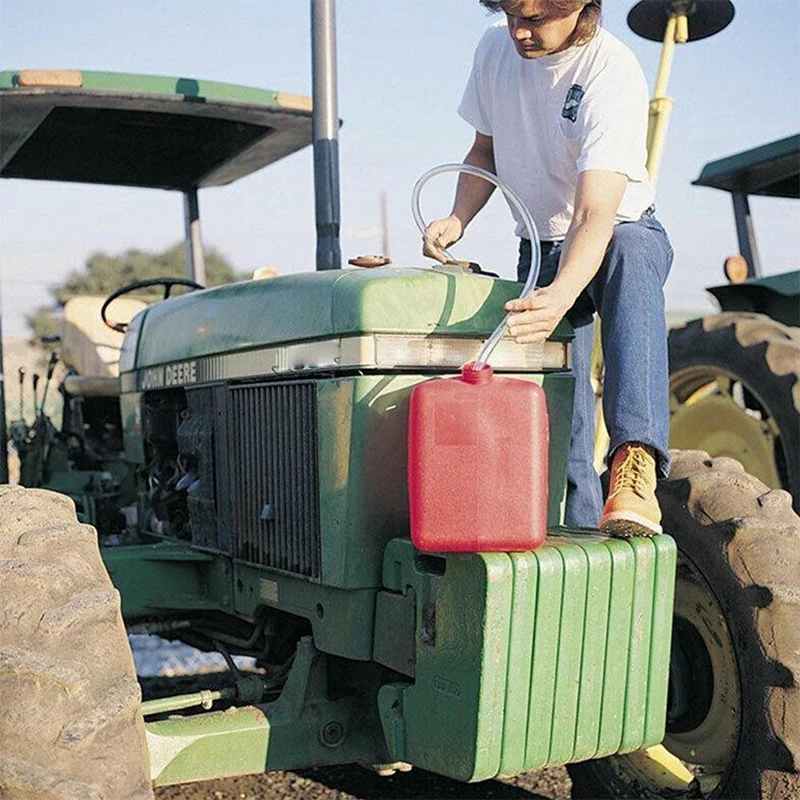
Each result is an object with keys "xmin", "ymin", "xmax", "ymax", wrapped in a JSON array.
[{"xmin": 369, "ymin": 334, "xmax": 571, "ymax": 373}]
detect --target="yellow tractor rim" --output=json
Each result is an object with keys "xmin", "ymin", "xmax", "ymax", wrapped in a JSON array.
[{"xmin": 669, "ymin": 366, "xmax": 782, "ymax": 489}]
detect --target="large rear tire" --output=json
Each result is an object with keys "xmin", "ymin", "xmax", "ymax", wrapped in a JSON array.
[
  {"xmin": 568, "ymin": 450, "xmax": 800, "ymax": 799},
  {"xmin": 668, "ymin": 313, "xmax": 800, "ymax": 511},
  {"xmin": 0, "ymin": 486, "xmax": 152, "ymax": 799}
]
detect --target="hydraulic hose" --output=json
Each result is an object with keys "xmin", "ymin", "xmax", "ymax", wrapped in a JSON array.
[{"xmin": 411, "ymin": 163, "xmax": 541, "ymax": 370}]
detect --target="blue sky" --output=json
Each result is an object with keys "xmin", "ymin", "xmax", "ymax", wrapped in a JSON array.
[{"xmin": 1, "ymin": 0, "xmax": 798, "ymax": 335}]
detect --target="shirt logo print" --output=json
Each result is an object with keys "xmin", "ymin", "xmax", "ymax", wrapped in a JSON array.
[{"xmin": 562, "ymin": 84, "xmax": 585, "ymax": 122}]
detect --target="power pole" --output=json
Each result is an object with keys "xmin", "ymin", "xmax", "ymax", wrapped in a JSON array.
[{"xmin": 380, "ymin": 191, "xmax": 390, "ymax": 258}]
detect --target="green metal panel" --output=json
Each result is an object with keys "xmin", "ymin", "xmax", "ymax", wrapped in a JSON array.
[
  {"xmin": 147, "ymin": 639, "xmax": 389, "ymax": 786},
  {"xmin": 120, "ymin": 391, "xmax": 145, "ymax": 464},
  {"xmin": 148, "ymin": 707, "xmax": 271, "ymax": 786},
  {"xmin": 232, "ymin": 563, "xmax": 377, "ymax": 661},
  {"xmin": 523, "ymin": 546, "xmax": 563, "ymax": 772},
  {"xmin": 376, "ymin": 533, "xmax": 677, "ymax": 782},
  {"xmin": 708, "ymin": 269, "xmax": 800, "ymax": 327},
  {"xmin": 594, "ymin": 539, "xmax": 636, "ymax": 757},
  {"xmin": 692, "ymin": 133, "xmax": 799, "ymax": 198},
  {"xmin": 130, "ymin": 269, "xmax": 572, "ymax": 369},
  {"xmin": 550, "ymin": 544, "xmax": 590, "ymax": 764},
  {"xmin": 316, "ymin": 371, "xmax": 573, "ymax": 590},
  {"xmin": 571, "ymin": 541, "xmax": 613, "ymax": 762},
  {"xmin": 499, "ymin": 552, "xmax": 537, "ymax": 773},
  {"xmin": 317, "ymin": 375, "xmax": 417, "ymax": 588},
  {"xmin": 644, "ymin": 534, "xmax": 676, "ymax": 746},
  {"xmin": 102, "ymin": 542, "xmax": 233, "ymax": 619}
]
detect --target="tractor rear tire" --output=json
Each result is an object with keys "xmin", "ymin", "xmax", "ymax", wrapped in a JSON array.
[
  {"xmin": 668, "ymin": 312, "xmax": 800, "ymax": 511},
  {"xmin": 568, "ymin": 450, "xmax": 800, "ymax": 799},
  {"xmin": 0, "ymin": 486, "xmax": 152, "ymax": 800}
]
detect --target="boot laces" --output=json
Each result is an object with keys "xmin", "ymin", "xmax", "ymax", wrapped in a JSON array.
[{"xmin": 614, "ymin": 446, "xmax": 652, "ymax": 497}]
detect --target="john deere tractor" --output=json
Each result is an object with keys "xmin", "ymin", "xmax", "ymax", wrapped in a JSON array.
[
  {"xmin": 1, "ymin": 8, "xmax": 798, "ymax": 800},
  {"xmin": 668, "ymin": 134, "xmax": 800, "ymax": 512}
]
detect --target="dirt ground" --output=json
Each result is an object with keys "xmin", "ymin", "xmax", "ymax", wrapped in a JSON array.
[{"xmin": 153, "ymin": 764, "xmax": 572, "ymax": 800}]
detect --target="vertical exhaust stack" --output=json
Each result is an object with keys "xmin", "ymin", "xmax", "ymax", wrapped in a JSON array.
[{"xmin": 311, "ymin": 0, "xmax": 341, "ymax": 270}]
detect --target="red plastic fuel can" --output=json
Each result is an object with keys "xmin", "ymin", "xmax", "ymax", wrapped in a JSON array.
[{"xmin": 408, "ymin": 363, "xmax": 549, "ymax": 553}]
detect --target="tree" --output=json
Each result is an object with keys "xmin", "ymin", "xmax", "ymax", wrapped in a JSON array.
[{"xmin": 27, "ymin": 243, "xmax": 247, "ymax": 341}]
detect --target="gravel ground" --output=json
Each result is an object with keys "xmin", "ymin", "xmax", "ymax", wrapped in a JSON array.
[{"xmin": 153, "ymin": 764, "xmax": 572, "ymax": 800}]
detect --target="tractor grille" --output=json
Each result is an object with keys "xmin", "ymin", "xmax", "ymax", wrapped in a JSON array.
[{"xmin": 228, "ymin": 381, "xmax": 321, "ymax": 579}]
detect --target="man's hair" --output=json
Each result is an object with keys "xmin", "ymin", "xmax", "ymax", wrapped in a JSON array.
[{"xmin": 479, "ymin": 1, "xmax": 602, "ymax": 47}]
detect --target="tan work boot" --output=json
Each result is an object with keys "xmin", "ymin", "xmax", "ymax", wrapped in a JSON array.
[{"xmin": 600, "ymin": 443, "xmax": 662, "ymax": 538}]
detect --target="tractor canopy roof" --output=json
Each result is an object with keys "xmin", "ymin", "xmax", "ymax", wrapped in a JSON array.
[
  {"xmin": 693, "ymin": 133, "xmax": 799, "ymax": 199},
  {"xmin": 0, "ymin": 69, "xmax": 313, "ymax": 191}
]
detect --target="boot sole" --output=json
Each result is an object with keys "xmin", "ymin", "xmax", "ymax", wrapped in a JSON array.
[{"xmin": 600, "ymin": 510, "xmax": 662, "ymax": 538}]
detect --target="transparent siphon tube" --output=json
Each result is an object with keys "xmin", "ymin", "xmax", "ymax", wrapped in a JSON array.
[{"xmin": 411, "ymin": 163, "xmax": 541, "ymax": 370}]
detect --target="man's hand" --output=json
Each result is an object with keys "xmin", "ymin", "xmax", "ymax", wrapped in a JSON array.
[
  {"xmin": 422, "ymin": 215, "xmax": 464, "ymax": 263},
  {"xmin": 505, "ymin": 284, "xmax": 574, "ymax": 343}
]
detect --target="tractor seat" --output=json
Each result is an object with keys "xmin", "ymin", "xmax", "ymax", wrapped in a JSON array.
[{"xmin": 60, "ymin": 295, "xmax": 146, "ymax": 383}]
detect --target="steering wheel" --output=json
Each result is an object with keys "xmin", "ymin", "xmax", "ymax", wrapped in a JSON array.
[{"xmin": 101, "ymin": 277, "xmax": 205, "ymax": 333}]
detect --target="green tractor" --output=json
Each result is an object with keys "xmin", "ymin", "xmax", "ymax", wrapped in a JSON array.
[
  {"xmin": 668, "ymin": 134, "xmax": 800, "ymax": 511},
  {"xmin": 1, "ymin": 11, "xmax": 798, "ymax": 800}
]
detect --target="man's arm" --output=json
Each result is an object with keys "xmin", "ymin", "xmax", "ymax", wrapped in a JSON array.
[
  {"xmin": 505, "ymin": 169, "xmax": 627, "ymax": 342},
  {"xmin": 422, "ymin": 132, "xmax": 496, "ymax": 262}
]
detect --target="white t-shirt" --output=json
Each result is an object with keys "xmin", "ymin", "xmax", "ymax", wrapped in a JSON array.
[{"xmin": 458, "ymin": 23, "xmax": 654, "ymax": 241}]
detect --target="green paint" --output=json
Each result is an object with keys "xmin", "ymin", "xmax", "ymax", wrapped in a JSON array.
[
  {"xmin": 572, "ymin": 542, "xmax": 613, "ymax": 761},
  {"xmin": 644, "ymin": 534, "xmax": 677, "ymax": 745},
  {"xmin": 232, "ymin": 562, "xmax": 377, "ymax": 661},
  {"xmin": 498, "ymin": 552, "xmax": 537, "ymax": 777},
  {"xmin": 119, "ymin": 392, "xmax": 145, "ymax": 464},
  {"xmin": 0, "ymin": 70, "xmax": 285, "ymax": 105},
  {"xmin": 130, "ymin": 269, "xmax": 572, "ymax": 370},
  {"xmin": 102, "ymin": 542, "xmax": 233, "ymax": 619},
  {"xmin": 550, "ymin": 544, "xmax": 590, "ymax": 765},
  {"xmin": 620, "ymin": 538, "xmax": 657, "ymax": 752},
  {"xmin": 317, "ymin": 375, "xmax": 418, "ymax": 589},
  {"xmin": 377, "ymin": 533, "xmax": 677, "ymax": 782},
  {"xmin": 148, "ymin": 639, "xmax": 389, "ymax": 786},
  {"xmin": 524, "ymin": 548, "xmax": 564, "ymax": 771},
  {"xmin": 595, "ymin": 540, "xmax": 636, "ymax": 757},
  {"xmin": 708, "ymin": 269, "xmax": 800, "ymax": 327},
  {"xmin": 148, "ymin": 706, "xmax": 271, "ymax": 786}
]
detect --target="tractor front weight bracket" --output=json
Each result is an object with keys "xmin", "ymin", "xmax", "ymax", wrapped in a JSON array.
[{"xmin": 145, "ymin": 637, "xmax": 390, "ymax": 786}]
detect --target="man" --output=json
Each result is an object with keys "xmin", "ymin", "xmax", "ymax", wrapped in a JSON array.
[{"xmin": 423, "ymin": 0, "xmax": 674, "ymax": 537}]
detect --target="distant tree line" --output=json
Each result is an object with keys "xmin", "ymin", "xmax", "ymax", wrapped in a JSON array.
[{"xmin": 28, "ymin": 243, "xmax": 247, "ymax": 342}]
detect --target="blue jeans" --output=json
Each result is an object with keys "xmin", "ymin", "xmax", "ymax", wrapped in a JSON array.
[{"xmin": 517, "ymin": 211, "xmax": 674, "ymax": 528}]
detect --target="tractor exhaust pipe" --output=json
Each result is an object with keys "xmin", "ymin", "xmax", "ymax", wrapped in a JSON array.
[{"xmin": 311, "ymin": 0, "xmax": 341, "ymax": 271}]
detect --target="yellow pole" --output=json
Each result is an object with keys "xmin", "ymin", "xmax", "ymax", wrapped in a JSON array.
[{"xmin": 646, "ymin": 13, "xmax": 688, "ymax": 184}]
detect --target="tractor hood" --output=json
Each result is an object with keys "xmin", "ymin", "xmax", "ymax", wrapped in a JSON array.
[{"xmin": 119, "ymin": 268, "xmax": 572, "ymax": 389}]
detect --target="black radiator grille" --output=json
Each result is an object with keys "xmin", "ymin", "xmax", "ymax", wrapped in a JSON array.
[{"xmin": 228, "ymin": 381, "xmax": 321, "ymax": 579}]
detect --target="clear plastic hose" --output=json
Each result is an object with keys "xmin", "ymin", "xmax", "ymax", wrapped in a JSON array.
[{"xmin": 411, "ymin": 163, "xmax": 541, "ymax": 370}]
